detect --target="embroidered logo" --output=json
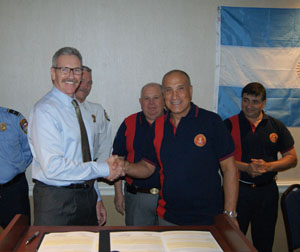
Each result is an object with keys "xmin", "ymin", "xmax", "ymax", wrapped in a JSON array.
[
  {"xmin": 269, "ymin": 133, "xmax": 278, "ymax": 143},
  {"xmin": 104, "ymin": 110, "xmax": 110, "ymax": 122},
  {"xmin": 0, "ymin": 122, "xmax": 6, "ymax": 131},
  {"xmin": 194, "ymin": 134, "xmax": 206, "ymax": 147},
  {"xmin": 92, "ymin": 114, "xmax": 96, "ymax": 123}
]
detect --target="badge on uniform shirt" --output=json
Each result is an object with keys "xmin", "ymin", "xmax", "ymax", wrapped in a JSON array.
[
  {"xmin": 91, "ymin": 114, "xmax": 96, "ymax": 123},
  {"xmin": 269, "ymin": 133, "xmax": 278, "ymax": 143},
  {"xmin": 104, "ymin": 110, "xmax": 110, "ymax": 122},
  {"xmin": 20, "ymin": 118, "xmax": 28, "ymax": 135},
  {"xmin": 0, "ymin": 122, "xmax": 6, "ymax": 131},
  {"xmin": 194, "ymin": 134, "xmax": 206, "ymax": 147}
]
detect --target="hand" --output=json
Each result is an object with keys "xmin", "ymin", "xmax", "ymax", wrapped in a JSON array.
[
  {"xmin": 105, "ymin": 155, "xmax": 125, "ymax": 181},
  {"xmin": 116, "ymin": 158, "xmax": 130, "ymax": 174},
  {"xmin": 96, "ymin": 201, "xmax": 107, "ymax": 226},
  {"xmin": 246, "ymin": 159, "xmax": 268, "ymax": 178},
  {"xmin": 251, "ymin": 158, "xmax": 269, "ymax": 173},
  {"xmin": 114, "ymin": 191, "xmax": 125, "ymax": 215},
  {"xmin": 114, "ymin": 179, "xmax": 125, "ymax": 215}
]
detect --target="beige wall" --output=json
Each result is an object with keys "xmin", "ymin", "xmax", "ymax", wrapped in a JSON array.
[
  {"xmin": 1, "ymin": 1, "xmax": 300, "ymax": 251},
  {"xmin": 0, "ymin": 0, "xmax": 298, "ymax": 195}
]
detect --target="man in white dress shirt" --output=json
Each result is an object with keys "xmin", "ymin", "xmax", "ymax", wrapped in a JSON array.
[
  {"xmin": 28, "ymin": 47, "xmax": 123, "ymax": 226},
  {"xmin": 75, "ymin": 65, "xmax": 112, "ymax": 226}
]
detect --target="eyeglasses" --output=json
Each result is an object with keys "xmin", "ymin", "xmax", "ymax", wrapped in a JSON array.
[{"xmin": 53, "ymin": 67, "xmax": 83, "ymax": 75}]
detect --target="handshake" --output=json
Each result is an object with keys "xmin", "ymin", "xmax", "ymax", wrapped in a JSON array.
[{"xmin": 105, "ymin": 155, "xmax": 128, "ymax": 181}]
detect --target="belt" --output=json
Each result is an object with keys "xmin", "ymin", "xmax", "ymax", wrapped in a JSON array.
[
  {"xmin": 63, "ymin": 183, "xmax": 91, "ymax": 189},
  {"xmin": 126, "ymin": 183, "xmax": 159, "ymax": 195},
  {"xmin": 239, "ymin": 177, "xmax": 276, "ymax": 188},
  {"xmin": 0, "ymin": 173, "xmax": 25, "ymax": 189},
  {"xmin": 33, "ymin": 179, "xmax": 94, "ymax": 190}
]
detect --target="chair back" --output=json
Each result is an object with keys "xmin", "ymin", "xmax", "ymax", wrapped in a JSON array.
[{"xmin": 281, "ymin": 184, "xmax": 300, "ymax": 252}]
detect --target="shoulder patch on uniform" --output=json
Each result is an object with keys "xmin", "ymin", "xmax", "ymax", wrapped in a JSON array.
[
  {"xmin": 104, "ymin": 110, "xmax": 110, "ymax": 122},
  {"xmin": 7, "ymin": 109, "xmax": 20, "ymax": 116},
  {"xmin": 20, "ymin": 118, "xmax": 28, "ymax": 135}
]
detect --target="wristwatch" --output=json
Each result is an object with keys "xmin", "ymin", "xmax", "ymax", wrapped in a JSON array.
[{"xmin": 223, "ymin": 210, "xmax": 238, "ymax": 218}]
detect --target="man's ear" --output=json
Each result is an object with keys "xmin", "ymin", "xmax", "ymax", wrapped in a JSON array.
[
  {"xmin": 139, "ymin": 98, "xmax": 142, "ymax": 108},
  {"xmin": 50, "ymin": 67, "xmax": 56, "ymax": 83},
  {"xmin": 262, "ymin": 98, "xmax": 267, "ymax": 108}
]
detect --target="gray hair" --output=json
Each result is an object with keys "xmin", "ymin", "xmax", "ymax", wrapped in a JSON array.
[
  {"xmin": 140, "ymin": 82, "xmax": 162, "ymax": 98},
  {"xmin": 52, "ymin": 47, "xmax": 82, "ymax": 67},
  {"xmin": 82, "ymin": 65, "xmax": 92, "ymax": 73},
  {"xmin": 82, "ymin": 65, "xmax": 93, "ymax": 84}
]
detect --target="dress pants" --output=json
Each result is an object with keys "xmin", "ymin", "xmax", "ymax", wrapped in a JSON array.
[
  {"xmin": 0, "ymin": 174, "xmax": 30, "ymax": 228},
  {"xmin": 33, "ymin": 180, "xmax": 97, "ymax": 226},
  {"xmin": 125, "ymin": 189, "xmax": 159, "ymax": 226},
  {"xmin": 237, "ymin": 181, "xmax": 278, "ymax": 252}
]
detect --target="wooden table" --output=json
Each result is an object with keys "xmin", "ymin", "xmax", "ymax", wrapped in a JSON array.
[{"xmin": 0, "ymin": 214, "xmax": 257, "ymax": 252}]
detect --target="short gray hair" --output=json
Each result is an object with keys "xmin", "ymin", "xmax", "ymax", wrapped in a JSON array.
[
  {"xmin": 82, "ymin": 65, "xmax": 92, "ymax": 72},
  {"xmin": 140, "ymin": 82, "xmax": 162, "ymax": 98},
  {"xmin": 52, "ymin": 47, "xmax": 82, "ymax": 67},
  {"xmin": 82, "ymin": 65, "xmax": 93, "ymax": 84}
]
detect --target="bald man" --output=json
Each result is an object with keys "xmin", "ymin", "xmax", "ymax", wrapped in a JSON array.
[
  {"xmin": 120, "ymin": 70, "xmax": 239, "ymax": 226},
  {"xmin": 113, "ymin": 83, "xmax": 164, "ymax": 225}
]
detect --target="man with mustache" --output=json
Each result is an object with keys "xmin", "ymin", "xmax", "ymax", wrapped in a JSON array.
[
  {"xmin": 75, "ymin": 66, "xmax": 112, "ymax": 226},
  {"xmin": 28, "ymin": 47, "xmax": 123, "ymax": 226}
]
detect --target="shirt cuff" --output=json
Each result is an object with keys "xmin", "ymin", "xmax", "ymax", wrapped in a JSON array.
[
  {"xmin": 96, "ymin": 161, "xmax": 110, "ymax": 177},
  {"xmin": 94, "ymin": 181, "xmax": 102, "ymax": 201}
]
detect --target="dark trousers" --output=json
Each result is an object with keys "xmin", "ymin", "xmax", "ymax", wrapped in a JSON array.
[
  {"xmin": 237, "ymin": 181, "xmax": 278, "ymax": 252},
  {"xmin": 33, "ymin": 181, "xmax": 97, "ymax": 226},
  {"xmin": 0, "ymin": 173, "xmax": 30, "ymax": 228}
]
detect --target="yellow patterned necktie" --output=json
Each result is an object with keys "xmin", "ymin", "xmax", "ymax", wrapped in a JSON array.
[{"xmin": 72, "ymin": 99, "xmax": 92, "ymax": 162}]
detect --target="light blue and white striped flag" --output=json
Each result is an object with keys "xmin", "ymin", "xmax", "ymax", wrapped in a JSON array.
[{"xmin": 215, "ymin": 6, "xmax": 300, "ymax": 127}]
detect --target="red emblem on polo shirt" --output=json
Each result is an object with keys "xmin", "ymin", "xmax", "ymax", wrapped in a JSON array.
[
  {"xmin": 269, "ymin": 133, "xmax": 278, "ymax": 143},
  {"xmin": 194, "ymin": 134, "xmax": 206, "ymax": 147}
]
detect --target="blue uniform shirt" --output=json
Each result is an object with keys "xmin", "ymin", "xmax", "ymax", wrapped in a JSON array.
[{"xmin": 0, "ymin": 107, "xmax": 32, "ymax": 184}]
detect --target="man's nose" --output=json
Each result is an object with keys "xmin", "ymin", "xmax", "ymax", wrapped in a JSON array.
[
  {"xmin": 68, "ymin": 69, "xmax": 75, "ymax": 77},
  {"xmin": 171, "ymin": 90, "xmax": 178, "ymax": 98}
]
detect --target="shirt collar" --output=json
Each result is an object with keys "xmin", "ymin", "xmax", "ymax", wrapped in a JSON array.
[
  {"xmin": 139, "ymin": 111, "xmax": 152, "ymax": 126},
  {"xmin": 51, "ymin": 86, "xmax": 75, "ymax": 107},
  {"xmin": 166, "ymin": 102, "xmax": 197, "ymax": 120},
  {"xmin": 79, "ymin": 100, "xmax": 88, "ymax": 109},
  {"xmin": 240, "ymin": 110, "xmax": 269, "ymax": 124}
]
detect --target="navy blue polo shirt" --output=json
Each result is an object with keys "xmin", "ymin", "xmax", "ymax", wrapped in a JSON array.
[
  {"xmin": 224, "ymin": 111, "xmax": 294, "ymax": 185},
  {"xmin": 113, "ymin": 111, "xmax": 160, "ymax": 189},
  {"xmin": 143, "ymin": 103, "xmax": 234, "ymax": 225}
]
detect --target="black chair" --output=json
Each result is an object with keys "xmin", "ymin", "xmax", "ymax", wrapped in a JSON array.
[{"xmin": 281, "ymin": 184, "xmax": 300, "ymax": 252}]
